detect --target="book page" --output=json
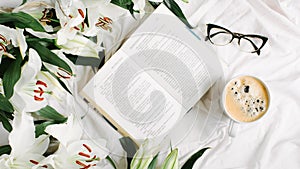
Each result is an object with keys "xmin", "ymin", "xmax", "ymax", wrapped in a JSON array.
[
  {"xmin": 82, "ymin": 49, "xmax": 186, "ymax": 140},
  {"xmin": 81, "ymin": 4, "xmax": 221, "ymax": 141},
  {"xmin": 121, "ymin": 5, "xmax": 221, "ymax": 110}
]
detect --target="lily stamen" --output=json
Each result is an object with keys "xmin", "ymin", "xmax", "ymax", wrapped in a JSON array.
[
  {"xmin": 78, "ymin": 9, "xmax": 85, "ymax": 18},
  {"xmin": 0, "ymin": 34, "xmax": 8, "ymax": 52},
  {"xmin": 76, "ymin": 160, "xmax": 87, "ymax": 167},
  {"xmin": 36, "ymin": 80, "xmax": 47, "ymax": 87},
  {"xmin": 57, "ymin": 67, "xmax": 72, "ymax": 79},
  {"xmin": 33, "ymin": 80, "xmax": 52, "ymax": 101},
  {"xmin": 0, "ymin": 34, "xmax": 8, "ymax": 44},
  {"xmin": 81, "ymin": 164, "xmax": 91, "ymax": 169},
  {"xmin": 29, "ymin": 159, "xmax": 48, "ymax": 168},
  {"xmin": 30, "ymin": 160, "xmax": 39, "ymax": 165},
  {"xmin": 79, "ymin": 152, "xmax": 91, "ymax": 158},
  {"xmin": 34, "ymin": 87, "xmax": 44, "ymax": 96},
  {"xmin": 0, "ymin": 43, "xmax": 7, "ymax": 52},
  {"xmin": 39, "ymin": 8, "xmax": 53, "ymax": 23},
  {"xmin": 83, "ymin": 144, "xmax": 92, "ymax": 153},
  {"xmin": 95, "ymin": 16, "xmax": 113, "ymax": 32},
  {"xmin": 34, "ymin": 95, "xmax": 44, "ymax": 101}
]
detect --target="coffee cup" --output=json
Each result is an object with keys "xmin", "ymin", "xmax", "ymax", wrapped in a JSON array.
[{"xmin": 221, "ymin": 75, "xmax": 270, "ymax": 136}]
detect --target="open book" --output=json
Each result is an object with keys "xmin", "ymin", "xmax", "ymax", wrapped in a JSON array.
[{"xmin": 81, "ymin": 4, "xmax": 221, "ymax": 142}]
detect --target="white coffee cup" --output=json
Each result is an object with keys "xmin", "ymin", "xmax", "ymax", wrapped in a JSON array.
[{"xmin": 221, "ymin": 75, "xmax": 271, "ymax": 137}]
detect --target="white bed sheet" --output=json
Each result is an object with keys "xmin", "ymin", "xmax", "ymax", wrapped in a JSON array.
[
  {"xmin": 181, "ymin": 0, "xmax": 300, "ymax": 169},
  {"xmin": 78, "ymin": 1, "xmax": 300, "ymax": 168},
  {"xmin": 1, "ymin": 0, "xmax": 300, "ymax": 169}
]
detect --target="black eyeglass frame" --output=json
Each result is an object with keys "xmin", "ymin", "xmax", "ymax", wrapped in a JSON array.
[{"xmin": 205, "ymin": 24, "xmax": 268, "ymax": 55}]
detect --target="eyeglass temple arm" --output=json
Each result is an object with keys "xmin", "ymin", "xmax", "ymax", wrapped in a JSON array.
[{"xmin": 205, "ymin": 31, "xmax": 230, "ymax": 41}]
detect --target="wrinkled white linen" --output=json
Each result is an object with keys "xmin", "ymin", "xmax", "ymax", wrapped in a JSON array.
[
  {"xmin": 1, "ymin": 0, "xmax": 300, "ymax": 168},
  {"xmin": 78, "ymin": 0, "xmax": 300, "ymax": 168},
  {"xmin": 178, "ymin": 0, "xmax": 300, "ymax": 169}
]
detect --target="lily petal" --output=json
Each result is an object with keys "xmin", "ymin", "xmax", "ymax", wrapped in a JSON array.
[
  {"xmin": 9, "ymin": 112, "xmax": 35, "ymax": 157},
  {"xmin": 55, "ymin": 0, "xmax": 86, "ymax": 45},
  {"xmin": 16, "ymin": 28, "xmax": 27, "ymax": 59},
  {"xmin": 14, "ymin": 48, "xmax": 42, "ymax": 89},
  {"xmin": 45, "ymin": 114, "xmax": 83, "ymax": 147},
  {"xmin": 132, "ymin": 0, "xmax": 146, "ymax": 17},
  {"xmin": 10, "ymin": 48, "xmax": 44, "ymax": 112},
  {"xmin": 29, "ymin": 134, "xmax": 50, "ymax": 155},
  {"xmin": 58, "ymin": 34, "xmax": 103, "ymax": 58}
]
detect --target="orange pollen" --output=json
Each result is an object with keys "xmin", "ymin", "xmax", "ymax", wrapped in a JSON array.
[
  {"xmin": 34, "ymin": 95, "xmax": 44, "ymax": 101},
  {"xmin": 29, "ymin": 160, "xmax": 39, "ymax": 165},
  {"xmin": 81, "ymin": 164, "xmax": 91, "ymax": 169},
  {"xmin": 78, "ymin": 9, "xmax": 85, "ymax": 18},
  {"xmin": 0, "ymin": 34, "xmax": 7, "ymax": 44},
  {"xmin": 76, "ymin": 160, "xmax": 87, "ymax": 167},
  {"xmin": 57, "ymin": 67, "xmax": 72, "ymax": 79},
  {"xmin": 0, "ymin": 43, "xmax": 7, "ymax": 52},
  {"xmin": 103, "ymin": 17, "xmax": 113, "ymax": 24},
  {"xmin": 34, "ymin": 87, "xmax": 44, "ymax": 96},
  {"xmin": 36, "ymin": 80, "xmax": 47, "ymax": 87},
  {"xmin": 79, "ymin": 152, "xmax": 91, "ymax": 158},
  {"xmin": 81, "ymin": 22, "xmax": 85, "ymax": 30},
  {"xmin": 83, "ymin": 144, "xmax": 92, "ymax": 153},
  {"xmin": 74, "ymin": 26, "xmax": 80, "ymax": 30},
  {"xmin": 57, "ymin": 72, "xmax": 71, "ymax": 79}
]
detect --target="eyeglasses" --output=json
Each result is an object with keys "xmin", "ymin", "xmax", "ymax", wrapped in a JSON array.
[{"xmin": 205, "ymin": 24, "xmax": 268, "ymax": 55}]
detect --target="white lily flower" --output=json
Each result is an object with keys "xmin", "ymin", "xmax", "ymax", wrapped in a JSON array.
[
  {"xmin": 57, "ymin": 34, "xmax": 103, "ymax": 59},
  {"xmin": 82, "ymin": 1, "xmax": 126, "ymax": 36},
  {"xmin": 131, "ymin": 139, "xmax": 159, "ymax": 169},
  {"xmin": 34, "ymin": 114, "xmax": 109, "ymax": 169},
  {"xmin": 132, "ymin": 0, "xmax": 146, "ymax": 17},
  {"xmin": 9, "ymin": 48, "xmax": 65, "ymax": 113},
  {"xmin": 0, "ymin": 25, "xmax": 27, "ymax": 61},
  {"xmin": 0, "ymin": 112, "xmax": 50, "ymax": 169},
  {"xmin": 43, "ymin": 50, "xmax": 76, "ymax": 92},
  {"xmin": 12, "ymin": 1, "xmax": 55, "ymax": 32},
  {"xmin": 55, "ymin": 0, "xmax": 86, "ymax": 45},
  {"xmin": 161, "ymin": 148, "xmax": 179, "ymax": 169}
]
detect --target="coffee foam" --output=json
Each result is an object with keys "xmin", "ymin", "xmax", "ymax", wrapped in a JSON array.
[{"xmin": 224, "ymin": 76, "xmax": 269, "ymax": 122}]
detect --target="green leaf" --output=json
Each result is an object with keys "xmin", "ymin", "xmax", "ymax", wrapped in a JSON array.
[
  {"xmin": 163, "ymin": 0, "xmax": 193, "ymax": 28},
  {"xmin": 0, "ymin": 58, "xmax": 13, "ymax": 79},
  {"xmin": 162, "ymin": 148, "xmax": 179, "ymax": 169},
  {"xmin": 181, "ymin": 147, "xmax": 210, "ymax": 169},
  {"xmin": 0, "ymin": 94, "xmax": 14, "ymax": 112},
  {"xmin": 106, "ymin": 155, "xmax": 117, "ymax": 169},
  {"xmin": 35, "ymin": 105, "xmax": 67, "ymax": 122},
  {"xmin": 0, "ymin": 12, "xmax": 45, "ymax": 32},
  {"xmin": 42, "ymin": 67, "xmax": 72, "ymax": 95},
  {"xmin": 111, "ymin": 0, "xmax": 134, "ymax": 11},
  {"xmin": 0, "ymin": 111, "xmax": 12, "ymax": 132},
  {"xmin": 148, "ymin": 153, "xmax": 159, "ymax": 169},
  {"xmin": 27, "ymin": 41, "xmax": 72, "ymax": 74},
  {"xmin": 66, "ymin": 54, "xmax": 101, "ymax": 67},
  {"xmin": 119, "ymin": 137, "xmax": 138, "ymax": 169},
  {"xmin": 0, "ymin": 145, "xmax": 11, "ymax": 155},
  {"xmin": 2, "ymin": 52, "xmax": 22, "ymax": 99},
  {"xmin": 35, "ymin": 121, "xmax": 56, "ymax": 137},
  {"xmin": 21, "ymin": 0, "xmax": 27, "ymax": 5}
]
